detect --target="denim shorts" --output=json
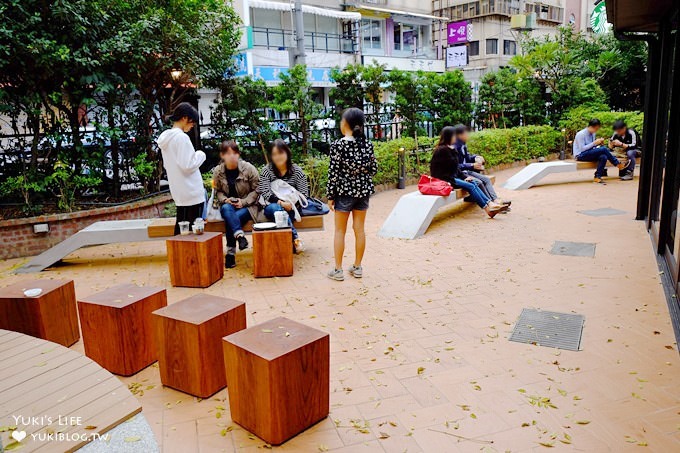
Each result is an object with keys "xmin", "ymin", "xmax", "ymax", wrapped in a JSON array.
[{"xmin": 334, "ymin": 195, "xmax": 370, "ymax": 212}]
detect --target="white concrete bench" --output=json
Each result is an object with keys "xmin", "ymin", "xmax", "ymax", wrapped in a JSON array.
[
  {"xmin": 378, "ymin": 175, "xmax": 495, "ymax": 240},
  {"xmin": 503, "ymin": 160, "xmax": 616, "ymax": 190}
]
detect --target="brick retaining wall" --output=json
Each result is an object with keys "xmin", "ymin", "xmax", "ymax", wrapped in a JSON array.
[{"xmin": 0, "ymin": 194, "xmax": 173, "ymax": 260}]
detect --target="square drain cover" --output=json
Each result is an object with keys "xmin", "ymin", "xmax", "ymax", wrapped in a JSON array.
[
  {"xmin": 578, "ymin": 208, "xmax": 627, "ymax": 217},
  {"xmin": 509, "ymin": 308, "xmax": 585, "ymax": 351},
  {"xmin": 550, "ymin": 241, "xmax": 596, "ymax": 257}
]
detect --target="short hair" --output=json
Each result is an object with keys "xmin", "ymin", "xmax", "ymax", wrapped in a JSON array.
[
  {"xmin": 453, "ymin": 124, "xmax": 469, "ymax": 136},
  {"xmin": 219, "ymin": 140, "xmax": 240, "ymax": 155},
  {"xmin": 168, "ymin": 102, "xmax": 199, "ymax": 123},
  {"xmin": 588, "ymin": 118, "xmax": 601, "ymax": 127},
  {"xmin": 612, "ymin": 120, "xmax": 627, "ymax": 130}
]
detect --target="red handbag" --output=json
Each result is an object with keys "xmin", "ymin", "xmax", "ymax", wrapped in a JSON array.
[{"xmin": 418, "ymin": 174, "xmax": 453, "ymax": 196}]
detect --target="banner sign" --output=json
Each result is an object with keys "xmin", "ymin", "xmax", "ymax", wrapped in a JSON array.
[
  {"xmin": 590, "ymin": 2, "xmax": 609, "ymax": 34},
  {"xmin": 447, "ymin": 21, "xmax": 470, "ymax": 45}
]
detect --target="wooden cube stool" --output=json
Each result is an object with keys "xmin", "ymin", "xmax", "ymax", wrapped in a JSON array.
[
  {"xmin": 152, "ymin": 294, "xmax": 246, "ymax": 397},
  {"xmin": 166, "ymin": 232, "xmax": 224, "ymax": 287},
  {"xmin": 222, "ymin": 316, "xmax": 329, "ymax": 445},
  {"xmin": 0, "ymin": 279, "xmax": 79, "ymax": 347},
  {"xmin": 252, "ymin": 228, "xmax": 293, "ymax": 278},
  {"xmin": 78, "ymin": 284, "xmax": 167, "ymax": 376}
]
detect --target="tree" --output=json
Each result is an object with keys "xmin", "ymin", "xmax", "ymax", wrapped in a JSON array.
[
  {"xmin": 271, "ymin": 65, "xmax": 323, "ymax": 155},
  {"xmin": 211, "ymin": 76, "xmax": 275, "ymax": 162},
  {"xmin": 475, "ymin": 68, "xmax": 545, "ymax": 128},
  {"xmin": 388, "ymin": 70, "xmax": 427, "ymax": 140},
  {"xmin": 423, "ymin": 70, "xmax": 473, "ymax": 132},
  {"xmin": 361, "ymin": 60, "xmax": 389, "ymax": 125},
  {"xmin": 330, "ymin": 64, "xmax": 364, "ymax": 115}
]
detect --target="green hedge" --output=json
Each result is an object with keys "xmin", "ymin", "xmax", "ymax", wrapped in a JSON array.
[
  {"xmin": 467, "ymin": 125, "xmax": 563, "ymax": 167},
  {"xmin": 560, "ymin": 107, "xmax": 644, "ymax": 140}
]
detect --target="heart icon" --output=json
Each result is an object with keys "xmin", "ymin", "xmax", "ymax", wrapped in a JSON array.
[{"xmin": 12, "ymin": 430, "xmax": 27, "ymax": 442}]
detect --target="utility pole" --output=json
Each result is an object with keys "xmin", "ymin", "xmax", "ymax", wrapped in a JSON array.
[{"xmin": 290, "ymin": 0, "xmax": 306, "ymax": 67}]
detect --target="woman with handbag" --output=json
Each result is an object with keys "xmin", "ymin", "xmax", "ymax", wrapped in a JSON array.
[
  {"xmin": 257, "ymin": 139, "xmax": 309, "ymax": 253},
  {"xmin": 326, "ymin": 108, "xmax": 377, "ymax": 281},
  {"xmin": 430, "ymin": 126, "xmax": 508, "ymax": 218}
]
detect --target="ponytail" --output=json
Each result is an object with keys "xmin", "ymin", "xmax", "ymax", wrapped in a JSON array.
[{"xmin": 342, "ymin": 107, "xmax": 367, "ymax": 144}]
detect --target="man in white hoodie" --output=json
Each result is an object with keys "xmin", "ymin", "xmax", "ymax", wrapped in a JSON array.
[{"xmin": 157, "ymin": 103, "xmax": 206, "ymax": 235}]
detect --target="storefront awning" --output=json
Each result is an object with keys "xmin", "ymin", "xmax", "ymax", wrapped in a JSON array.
[
  {"xmin": 249, "ymin": 0, "xmax": 362, "ymax": 21},
  {"xmin": 351, "ymin": 5, "xmax": 449, "ymax": 21}
]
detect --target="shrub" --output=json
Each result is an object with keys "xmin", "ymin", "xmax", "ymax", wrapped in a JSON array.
[
  {"xmin": 467, "ymin": 126, "xmax": 563, "ymax": 167},
  {"xmin": 373, "ymin": 137, "xmax": 433, "ymax": 185},
  {"xmin": 560, "ymin": 107, "xmax": 644, "ymax": 140},
  {"xmin": 300, "ymin": 155, "xmax": 330, "ymax": 199}
]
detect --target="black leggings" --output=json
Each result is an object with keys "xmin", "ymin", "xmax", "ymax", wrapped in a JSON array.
[{"xmin": 174, "ymin": 202, "xmax": 204, "ymax": 235}]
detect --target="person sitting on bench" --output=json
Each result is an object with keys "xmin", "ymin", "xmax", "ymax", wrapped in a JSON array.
[
  {"xmin": 573, "ymin": 118, "xmax": 626, "ymax": 184},
  {"xmin": 609, "ymin": 120, "xmax": 641, "ymax": 181},
  {"xmin": 257, "ymin": 139, "xmax": 309, "ymax": 254},
  {"xmin": 453, "ymin": 124, "xmax": 510, "ymax": 208},
  {"xmin": 213, "ymin": 141, "xmax": 264, "ymax": 269},
  {"xmin": 430, "ymin": 126, "xmax": 508, "ymax": 218}
]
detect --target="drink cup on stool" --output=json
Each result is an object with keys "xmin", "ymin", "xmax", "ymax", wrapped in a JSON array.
[
  {"xmin": 274, "ymin": 210, "xmax": 288, "ymax": 228},
  {"xmin": 178, "ymin": 221, "xmax": 190, "ymax": 235}
]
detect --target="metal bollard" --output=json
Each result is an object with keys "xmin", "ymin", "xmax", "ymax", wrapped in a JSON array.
[{"xmin": 398, "ymin": 147, "xmax": 406, "ymax": 189}]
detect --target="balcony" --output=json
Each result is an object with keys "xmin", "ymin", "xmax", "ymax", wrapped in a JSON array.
[
  {"xmin": 251, "ymin": 27, "xmax": 358, "ymax": 54},
  {"xmin": 438, "ymin": 0, "xmax": 522, "ymax": 21}
]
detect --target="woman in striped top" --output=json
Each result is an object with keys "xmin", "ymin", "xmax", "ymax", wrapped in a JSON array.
[{"xmin": 257, "ymin": 139, "xmax": 309, "ymax": 252}]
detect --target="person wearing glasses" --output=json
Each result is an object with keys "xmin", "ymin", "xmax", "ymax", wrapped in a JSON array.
[{"xmin": 157, "ymin": 102, "xmax": 206, "ymax": 235}]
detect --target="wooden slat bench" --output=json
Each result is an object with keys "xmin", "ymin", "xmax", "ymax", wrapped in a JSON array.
[
  {"xmin": 503, "ymin": 160, "xmax": 622, "ymax": 190},
  {"xmin": 378, "ymin": 175, "xmax": 496, "ymax": 240},
  {"xmin": 0, "ymin": 329, "xmax": 142, "ymax": 452},
  {"xmin": 147, "ymin": 215, "xmax": 325, "ymax": 238}
]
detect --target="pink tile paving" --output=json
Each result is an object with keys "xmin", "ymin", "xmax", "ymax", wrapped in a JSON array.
[{"xmin": 0, "ymin": 166, "xmax": 678, "ymax": 452}]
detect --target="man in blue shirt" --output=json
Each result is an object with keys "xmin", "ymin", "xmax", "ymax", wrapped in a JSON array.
[{"xmin": 573, "ymin": 118, "xmax": 626, "ymax": 184}]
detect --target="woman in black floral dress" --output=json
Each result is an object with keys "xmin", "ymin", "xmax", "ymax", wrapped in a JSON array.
[{"xmin": 326, "ymin": 108, "xmax": 377, "ymax": 281}]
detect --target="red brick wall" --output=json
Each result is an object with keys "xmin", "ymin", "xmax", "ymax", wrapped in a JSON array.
[{"xmin": 0, "ymin": 194, "xmax": 173, "ymax": 260}]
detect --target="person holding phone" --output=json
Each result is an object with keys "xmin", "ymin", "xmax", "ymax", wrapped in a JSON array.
[
  {"xmin": 609, "ymin": 120, "xmax": 641, "ymax": 181},
  {"xmin": 573, "ymin": 118, "xmax": 627, "ymax": 184},
  {"xmin": 157, "ymin": 102, "xmax": 205, "ymax": 235},
  {"xmin": 213, "ymin": 141, "xmax": 263, "ymax": 268}
]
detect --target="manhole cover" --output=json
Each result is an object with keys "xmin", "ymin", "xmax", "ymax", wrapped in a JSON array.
[
  {"xmin": 550, "ymin": 241, "xmax": 596, "ymax": 257},
  {"xmin": 577, "ymin": 208, "xmax": 627, "ymax": 217},
  {"xmin": 509, "ymin": 308, "xmax": 585, "ymax": 351}
]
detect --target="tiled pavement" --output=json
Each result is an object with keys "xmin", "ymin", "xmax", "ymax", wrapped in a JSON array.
[{"xmin": 1, "ymin": 167, "xmax": 679, "ymax": 452}]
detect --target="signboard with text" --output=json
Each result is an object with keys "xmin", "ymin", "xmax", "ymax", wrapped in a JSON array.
[
  {"xmin": 447, "ymin": 21, "xmax": 470, "ymax": 45},
  {"xmin": 446, "ymin": 45, "xmax": 467, "ymax": 68}
]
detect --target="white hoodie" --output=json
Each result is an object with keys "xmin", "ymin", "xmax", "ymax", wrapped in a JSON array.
[{"xmin": 157, "ymin": 127, "xmax": 207, "ymax": 207}]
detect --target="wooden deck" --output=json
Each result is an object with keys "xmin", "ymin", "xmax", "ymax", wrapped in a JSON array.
[{"xmin": 0, "ymin": 329, "xmax": 141, "ymax": 452}]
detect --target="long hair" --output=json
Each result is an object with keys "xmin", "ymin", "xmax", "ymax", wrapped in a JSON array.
[
  {"xmin": 437, "ymin": 126, "xmax": 457, "ymax": 148},
  {"xmin": 342, "ymin": 107, "xmax": 366, "ymax": 143},
  {"xmin": 270, "ymin": 139, "xmax": 293, "ymax": 177}
]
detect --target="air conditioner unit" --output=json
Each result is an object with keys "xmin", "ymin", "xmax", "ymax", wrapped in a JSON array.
[
  {"xmin": 510, "ymin": 14, "xmax": 527, "ymax": 30},
  {"xmin": 526, "ymin": 12, "xmax": 537, "ymax": 29}
]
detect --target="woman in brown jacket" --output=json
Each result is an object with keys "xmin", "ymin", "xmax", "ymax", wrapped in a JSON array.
[{"xmin": 212, "ymin": 141, "xmax": 263, "ymax": 268}]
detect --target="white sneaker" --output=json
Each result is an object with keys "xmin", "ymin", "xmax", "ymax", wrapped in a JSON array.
[
  {"xmin": 327, "ymin": 268, "xmax": 344, "ymax": 281},
  {"xmin": 348, "ymin": 265, "xmax": 363, "ymax": 278}
]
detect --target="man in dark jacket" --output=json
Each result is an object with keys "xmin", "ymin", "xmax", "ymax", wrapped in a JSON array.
[
  {"xmin": 453, "ymin": 124, "xmax": 508, "ymax": 205},
  {"xmin": 609, "ymin": 120, "xmax": 641, "ymax": 181}
]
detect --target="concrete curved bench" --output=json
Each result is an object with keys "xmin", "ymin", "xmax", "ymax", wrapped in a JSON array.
[
  {"xmin": 503, "ymin": 160, "xmax": 614, "ymax": 190},
  {"xmin": 378, "ymin": 175, "xmax": 495, "ymax": 240}
]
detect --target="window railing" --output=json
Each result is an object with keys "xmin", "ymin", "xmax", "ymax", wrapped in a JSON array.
[
  {"xmin": 443, "ymin": 0, "xmax": 523, "ymax": 20},
  {"xmin": 525, "ymin": 3, "xmax": 564, "ymax": 23},
  {"xmin": 251, "ymin": 27, "xmax": 358, "ymax": 54}
]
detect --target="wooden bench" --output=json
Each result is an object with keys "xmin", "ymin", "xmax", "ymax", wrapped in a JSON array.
[
  {"xmin": 147, "ymin": 215, "xmax": 325, "ymax": 238},
  {"xmin": 503, "ymin": 160, "xmax": 623, "ymax": 190},
  {"xmin": 378, "ymin": 175, "xmax": 496, "ymax": 240}
]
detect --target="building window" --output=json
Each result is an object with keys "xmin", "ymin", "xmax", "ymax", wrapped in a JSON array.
[
  {"xmin": 361, "ymin": 19, "xmax": 382, "ymax": 49},
  {"xmin": 469, "ymin": 40, "xmax": 480, "ymax": 56},
  {"xmin": 486, "ymin": 38, "xmax": 498, "ymax": 55},
  {"xmin": 503, "ymin": 40, "xmax": 516, "ymax": 55}
]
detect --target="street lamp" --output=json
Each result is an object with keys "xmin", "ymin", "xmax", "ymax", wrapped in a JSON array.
[{"xmin": 171, "ymin": 69, "xmax": 182, "ymax": 81}]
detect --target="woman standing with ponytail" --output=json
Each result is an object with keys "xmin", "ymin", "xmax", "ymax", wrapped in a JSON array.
[{"xmin": 326, "ymin": 108, "xmax": 377, "ymax": 281}]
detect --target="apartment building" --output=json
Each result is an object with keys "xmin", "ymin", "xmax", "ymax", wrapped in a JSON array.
[
  {"xmin": 431, "ymin": 0, "xmax": 565, "ymax": 85},
  {"xmin": 195, "ymin": 0, "xmax": 448, "ymax": 117}
]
